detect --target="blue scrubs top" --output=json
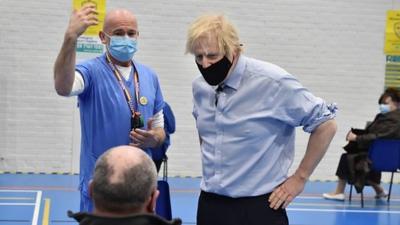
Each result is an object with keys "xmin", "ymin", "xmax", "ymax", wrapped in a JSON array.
[{"xmin": 75, "ymin": 53, "xmax": 164, "ymax": 210}]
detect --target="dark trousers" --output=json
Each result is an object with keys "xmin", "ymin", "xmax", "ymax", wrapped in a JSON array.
[
  {"xmin": 197, "ymin": 191, "xmax": 288, "ymax": 225},
  {"xmin": 336, "ymin": 153, "xmax": 381, "ymax": 184}
]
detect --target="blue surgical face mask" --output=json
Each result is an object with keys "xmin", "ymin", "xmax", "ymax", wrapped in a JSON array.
[
  {"xmin": 379, "ymin": 104, "xmax": 391, "ymax": 114},
  {"xmin": 105, "ymin": 33, "xmax": 138, "ymax": 62}
]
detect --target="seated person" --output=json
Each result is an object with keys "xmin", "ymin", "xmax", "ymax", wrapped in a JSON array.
[
  {"xmin": 68, "ymin": 145, "xmax": 181, "ymax": 225},
  {"xmin": 323, "ymin": 88, "xmax": 400, "ymax": 200}
]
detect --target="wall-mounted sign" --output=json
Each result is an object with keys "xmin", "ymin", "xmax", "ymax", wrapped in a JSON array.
[{"xmin": 384, "ymin": 10, "xmax": 400, "ymax": 55}]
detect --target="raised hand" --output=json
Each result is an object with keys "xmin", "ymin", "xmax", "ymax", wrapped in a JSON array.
[{"xmin": 66, "ymin": 4, "xmax": 98, "ymax": 38}]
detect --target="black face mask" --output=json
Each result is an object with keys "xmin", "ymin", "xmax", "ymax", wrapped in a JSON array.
[{"xmin": 196, "ymin": 56, "xmax": 232, "ymax": 86}]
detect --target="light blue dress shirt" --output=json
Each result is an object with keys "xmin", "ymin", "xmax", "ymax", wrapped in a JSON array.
[{"xmin": 192, "ymin": 55, "xmax": 337, "ymax": 197}]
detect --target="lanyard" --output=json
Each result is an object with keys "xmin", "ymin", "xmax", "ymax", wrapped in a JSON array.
[{"xmin": 105, "ymin": 53, "xmax": 140, "ymax": 116}]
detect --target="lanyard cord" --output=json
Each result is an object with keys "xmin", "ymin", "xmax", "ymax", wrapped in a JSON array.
[{"xmin": 105, "ymin": 53, "xmax": 140, "ymax": 115}]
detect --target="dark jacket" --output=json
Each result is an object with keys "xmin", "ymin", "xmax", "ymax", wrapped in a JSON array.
[
  {"xmin": 68, "ymin": 211, "xmax": 182, "ymax": 225},
  {"xmin": 357, "ymin": 109, "xmax": 400, "ymax": 150},
  {"xmin": 343, "ymin": 109, "xmax": 400, "ymax": 192}
]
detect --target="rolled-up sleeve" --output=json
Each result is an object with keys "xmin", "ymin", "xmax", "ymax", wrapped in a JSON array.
[
  {"xmin": 302, "ymin": 101, "xmax": 337, "ymax": 133},
  {"xmin": 275, "ymin": 75, "xmax": 337, "ymax": 133}
]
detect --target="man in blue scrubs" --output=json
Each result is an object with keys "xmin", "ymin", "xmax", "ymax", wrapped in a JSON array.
[
  {"xmin": 186, "ymin": 14, "xmax": 338, "ymax": 225},
  {"xmin": 54, "ymin": 5, "xmax": 165, "ymax": 212}
]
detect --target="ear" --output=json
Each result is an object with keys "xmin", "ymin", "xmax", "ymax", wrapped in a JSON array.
[
  {"xmin": 88, "ymin": 180, "xmax": 94, "ymax": 198},
  {"xmin": 99, "ymin": 31, "xmax": 107, "ymax": 45},
  {"xmin": 230, "ymin": 51, "xmax": 239, "ymax": 63},
  {"xmin": 146, "ymin": 189, "xmax": 160, "ymax": 213}
]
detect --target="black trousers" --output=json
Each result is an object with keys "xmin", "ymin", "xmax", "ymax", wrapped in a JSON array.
[
  {"xmin": 197, "ymin": 191, "xmax": 288, "ymax": 225},
  {"xmin": 336, "ymin": 153, "xmax": 381, "ymax": 184}
]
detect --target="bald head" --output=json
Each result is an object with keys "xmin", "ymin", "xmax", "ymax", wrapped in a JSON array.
[
  {"xmin": 105, "ymin": 146, "xmax": 148, "ymax": 183},
  {"xmin": 103, "ymin": 9, "xmax": 138, "ymax": 34},
  {"xmin": 91, "ymin": 146, "xmax": 158, "ymax": 215}
]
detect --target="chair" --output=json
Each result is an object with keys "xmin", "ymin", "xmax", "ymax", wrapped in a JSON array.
[
  {"xmin": 368, "ymin": 139, "xmax": 400, "ymax": 202},
  {"xmin": 349, "ymin": 139, "xmax": 400, "ymax": 207},
  {"xmin": 156, "ymin": 157, "xmax": 172, "ymax": 220}
]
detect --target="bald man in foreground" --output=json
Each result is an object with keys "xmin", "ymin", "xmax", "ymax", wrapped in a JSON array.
[
  {"xmin": 68, "ymin": 145, "xmax": 181, "ymax": 225},
  {"xmin": 54, "ymin": 5, "xmax": 165, "ymax": 211}
]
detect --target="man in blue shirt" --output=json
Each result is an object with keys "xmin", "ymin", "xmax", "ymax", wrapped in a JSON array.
[
  {"xmin": 54, "ymin": 5, "xmax": 165, "ymax": 212},
  {"xmin": 186, "ymin": 14, "xmax": 337, "ymax": 225}
]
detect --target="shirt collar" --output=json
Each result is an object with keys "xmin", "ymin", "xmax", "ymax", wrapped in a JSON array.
[{"xmin": 223, "ymin": 54, "xmax": 245, "ymax": 91}]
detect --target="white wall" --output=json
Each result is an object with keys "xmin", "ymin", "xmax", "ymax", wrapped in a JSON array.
[{"xmin": 0, "ymin": 0, "xmax": 398, "ymax": 182}]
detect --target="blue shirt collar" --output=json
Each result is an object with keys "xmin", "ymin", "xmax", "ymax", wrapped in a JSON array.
[{"xmin": 223, "ymin": 54, "xmax": 245, "ymax": 90}]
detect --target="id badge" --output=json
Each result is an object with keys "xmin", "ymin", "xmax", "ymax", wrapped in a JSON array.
[{"xmin": 131, "ymin": 112, "xmax": 144, "ymax": 129}]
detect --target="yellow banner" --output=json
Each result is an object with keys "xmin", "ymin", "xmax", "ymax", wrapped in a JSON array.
[
  {"xmin": 73, "ymin": 0, "xmax": 106, "ymax": 36},
  {"xmin": 384, "ymin": 10, "xmax": 400, "ymax": 55}
]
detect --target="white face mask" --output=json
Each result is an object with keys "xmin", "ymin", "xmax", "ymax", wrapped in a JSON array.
[{"xmin": 379, "ymin": 104, "xmax": 390, "ymax": 114}]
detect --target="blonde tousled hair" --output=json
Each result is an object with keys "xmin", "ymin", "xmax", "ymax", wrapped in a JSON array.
[{"xmin": 186, "ymin": 14, "xmax": 242, "ymax": 57}]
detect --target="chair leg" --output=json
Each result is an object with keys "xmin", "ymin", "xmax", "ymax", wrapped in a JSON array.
[
  {"xmin": 388, "ymin": 172, "xmax": 394, "ymax": 202},
  {"xmin": 361, "ymin": 191, "xmax": 364, "ymax": 208},
  {"xmin": 349, "ymin": 185, "xmax": 353, "ymax": 202}
]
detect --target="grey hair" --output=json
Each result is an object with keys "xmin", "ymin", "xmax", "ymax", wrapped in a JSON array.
[{"xmin": 92, "ymin": 149, "xmax": 157, "ymax": 213}]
